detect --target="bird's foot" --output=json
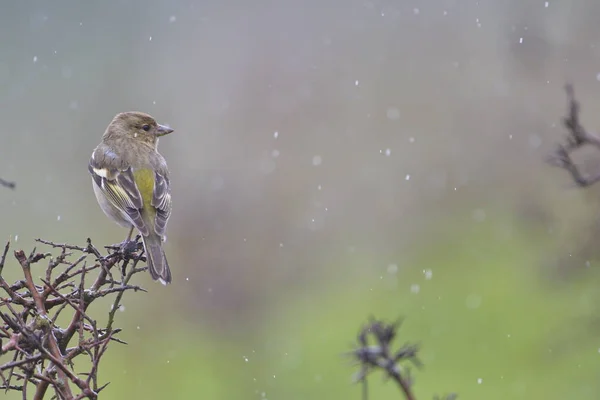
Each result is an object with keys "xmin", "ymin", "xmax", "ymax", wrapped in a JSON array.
[{"xmin": 105, "ymin": 235, "xmax": 141, "ymax": 256}]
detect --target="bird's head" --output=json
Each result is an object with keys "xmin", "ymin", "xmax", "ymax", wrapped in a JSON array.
[{"xmin": 104, "ymin": 111, "xmax": 173, "ymax": 146}]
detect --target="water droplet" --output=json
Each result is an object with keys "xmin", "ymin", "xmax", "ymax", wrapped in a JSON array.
[
  {"xmin": 169, "ymin": 15, "xmax": 177, "ymax": 23},
  {"xmin": 355, "ymin": 80, "xmax": 359, "ymax": 86},
  {"xmin": 466, "ymin": 294, "xmax": 482, "ymax": 309},
  {"xmin": 312, "ymin": 155, "xmax": 322, "ymax": 166},
  {"xmin": 273, "ymin": 131, "xmax": 279, "ymax": 139},
  {"xmin": 405, "ymin": 174, "xmax": 410, "ymax": 181},
  {"xmin": 410, "ymin": 284, "xmax": 420, "ymax": 293},
  {"xmin": 477, "ymin": 378, "xmax": 483, "ymax": 384},
  {"xmin": 413, "ymin": 8, "xmax": 420, "ymax": 15},
  {"xmin": 33, "ymin": 56, "xmax": 38, "ymax": 63},
  {"xmin": 472, "ymin": 208, "xmax": 486, "ymax": 222},
  {"xmin": 544, "ymin": 1, "xmax": 549, "ymax": 7},
  {"xmin": 57, "ymin": 215, "xmax": 61, "ymax": 221},
  {"xmin": 423, "ymin": 269, "xmax": 433, "ymax": 280},
  {"xmin": 519, "ymin": 37, "xmax": 523, "ymax": 44},
  {"xmin": 149, "ymin": 36, "xmax": 152, "ymax": 41},
  {"xmin": 271, "ymin": 149, "xmax": 280, "ymax": 158},
  {"xmin": 529, "ymin": 134, "xmax": 542, "ymax": 148},
  {"xmin": 385, "ymin": 148, "xmax": 391, "ymax": 156},
  {"xmin": 386, "ymin": 107, "xmax": 400, "ymax": 120},
  {"xmin": 387, "ymin": 264, "xmax": 398, "ymax": 274}
]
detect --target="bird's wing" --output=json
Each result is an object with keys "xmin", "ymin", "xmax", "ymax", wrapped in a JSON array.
[
  {"xmin": 89, "ymin": 157, "xmax": 150, "ymax": 236},
  {"xmin": 151, "ymin": 170, "xmax": 172, "ymax": 237}
]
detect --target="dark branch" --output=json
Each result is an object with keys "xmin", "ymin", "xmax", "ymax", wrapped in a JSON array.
[
  {"xmin": 546, "ymin": 84, "xmax": 600, "ymax": 186},
  {"xmin": 349, "ymin": 317, "xmax": 457, "ymax": 400},
  {"xmin": 0, "ymin": 237, "xmax": 148, "ymax": 399},
  {"xmin": 0, "ymin": 177, "xmax": 15, "ymax": 190}
]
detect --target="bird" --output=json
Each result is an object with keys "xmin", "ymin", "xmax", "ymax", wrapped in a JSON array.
[{"xmin": 89, "ymin": 111, "xmax": 174, "ymax": 284}]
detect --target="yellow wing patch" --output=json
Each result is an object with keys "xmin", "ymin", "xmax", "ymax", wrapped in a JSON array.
[{"xmin": 132, "ymin": 169, "xmax": 156, "ymax": 208}]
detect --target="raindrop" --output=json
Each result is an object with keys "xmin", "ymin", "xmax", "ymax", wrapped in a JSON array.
[
  {"xmin": 477, "ymin": 378, "xmax": 483, "ymax": 384},
  {"xmin": 386, "ymin": 107, "xmax": 400, "ymax": 120},
  {"xmin": 528, "ymin": 134, "xmax": 542, "ymax": 149},
  {"xmin": 273, "ymin": 131, "xmax": 279, "ymax": 139},
  {"xmin": 410, "ymin": 284, "xmax": 420, "ymax": 294},
  {"xmin": 312, "ymin": 155, "xmax": 322, "ymax": 166},
  {"xmin": 466, "ymin": 294, "xmax": 482, "ymax": 309},
  {"xmin": 387, "ymin": 264, "xmax": 398, "ymax": 274},
  {"xmin": 472, "ymin": 208, "xmax": 486, "ymax": 222},
  {"xmin": 33, "ymin": 56, "xmax": 38, "ymax": 63},
  {"xmin": 405, "ymin": 174, "xmax": 410, "ymax": 181},
  {"xmin": 169, "ymin": 16, "xmax": 177, "ymax": 23}
]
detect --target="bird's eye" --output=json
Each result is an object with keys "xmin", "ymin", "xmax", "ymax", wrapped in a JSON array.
[{"xmin": 142, "ymin": 124, "xmax": 151, "ymax": 132}]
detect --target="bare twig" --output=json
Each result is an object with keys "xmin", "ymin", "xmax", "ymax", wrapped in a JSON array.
[
  {"xmin": 0, "ymin": 237, "xmax": 148, "ymax": 399},
  {"xmin": 349, "ymin": 317, "xmax": 456, "ymax": 400},
  {"xmin": 546, "ymin": 84, "xmax": 600, "ymax": 186},
  {"xmin": 0, "ymin": 178, "xmax": 15, "ymax": 190}
]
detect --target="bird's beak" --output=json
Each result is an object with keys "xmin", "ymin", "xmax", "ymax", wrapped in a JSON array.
[{"xmin": 156, "ymin": 124, "xmax": 174, "ymax": 137}]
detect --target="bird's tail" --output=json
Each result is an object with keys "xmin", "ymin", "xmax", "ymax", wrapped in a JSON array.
[{"xmin": 141, "ymin": 234, "xmax": 172, "ymax": 285}]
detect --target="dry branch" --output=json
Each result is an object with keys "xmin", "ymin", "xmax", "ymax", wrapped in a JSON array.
[
  {"xmin": 349, "ymin": 317, "xmax": 456, "ymax": 400},
  {"xmin": 0, "ymin": 178, "xmax": 15, "ymax": 190},
  {"xmin": 0, "ymin": 236, "xmax": 147, "ymax": 399},
  {"xmin": 546, "ymin": 84, "xmax": 600, "ymax": 186}
]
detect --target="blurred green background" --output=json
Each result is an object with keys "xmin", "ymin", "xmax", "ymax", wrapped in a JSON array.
[{"xmin": 2, "ymin": 0, "xmax": 600, "ymax": 399}]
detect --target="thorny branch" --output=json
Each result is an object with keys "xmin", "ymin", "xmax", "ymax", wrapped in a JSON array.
[
  {"xmin": 546, "ymin": 84, "xmax": 600, "ymax": 186},
  {"xmin": 0, "ymin": 237, "xmax": 148, "ymax": 399},
  {"xmin": 349, "ymin": 317, "xmax": 456, "ymax": 400}
]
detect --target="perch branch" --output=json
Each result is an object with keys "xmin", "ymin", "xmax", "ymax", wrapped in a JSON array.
[{"xmin": 0, "ymin": 237, "xmax": 148, "ymax": 399}]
